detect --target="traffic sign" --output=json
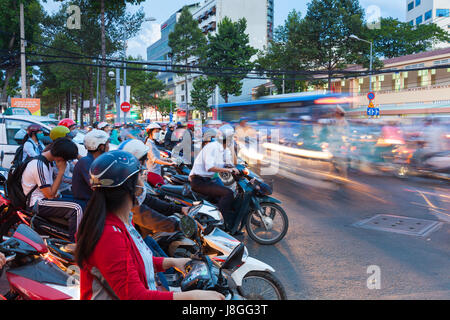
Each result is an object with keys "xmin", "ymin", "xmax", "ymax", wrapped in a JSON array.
[
  {"xmin": 368, "ymin": 101, "xmax": 375, "ymax": 108},
  {"xmin": 120, "ymin": 101, "xmax": 131, "ymax": 113},
  {"xmin": 367, "ymin": 92, "xmax": 375, "ymax": 100},
  {"xmin": 367, "ymin": 108, "xmax": 379, "ymax": 116}
]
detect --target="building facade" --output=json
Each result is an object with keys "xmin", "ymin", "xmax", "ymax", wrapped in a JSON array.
[
  {"xmin": 406, "ymin": 0, "xmax": 450, "ymax": 49},
  {"xmin": 146, "ymin": 0, "xmax": 274, "ymax": 119}
]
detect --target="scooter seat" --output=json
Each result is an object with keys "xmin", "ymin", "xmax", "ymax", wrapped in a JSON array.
[{"xmin": 160, "ymin": 184, "xmax": 192, "ymax": 197}]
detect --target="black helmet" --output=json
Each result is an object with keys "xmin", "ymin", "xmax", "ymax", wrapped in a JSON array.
[{"xmin": 90, "ymin": 150, "xmax": 140, "ymax": 188}]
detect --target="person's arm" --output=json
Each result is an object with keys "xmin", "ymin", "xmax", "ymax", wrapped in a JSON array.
[
  {"xmin": 36, "ymin": 160, "xmax": 66, "ymax": 199},
  {"xmin": 23, "ymin": 141, "xmax": 39, "ymax": 158},
  {"xmin": 93, "ymin": 225, "xmax": 174, "ymax": 300},
  {"xmin": 143, "ymin": 195, "xmax": 184, "ymax": 215},
  {"xmin": 132, "ymin": 204, "xmax": 179, "ymax": 234},
  {"xmin": 0, "ymin": 252, "xmax": 6, "ymax": 269}
]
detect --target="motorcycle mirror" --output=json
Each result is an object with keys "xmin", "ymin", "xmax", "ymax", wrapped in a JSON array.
[
  {"xmin": 179, "ymin": 215, "xmax": 198, "ymax": 239},
  {"xmin": 221, "ymin": 243, "xmax": 245, "ymax": 271}
]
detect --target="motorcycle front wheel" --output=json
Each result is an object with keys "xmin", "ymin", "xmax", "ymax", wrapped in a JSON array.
[
  {"xmin": 245, "ymin": 202, "xmax": 288, "ymax": 245},
  {"xmin": 237, "ymin": 271, "xmax": 287, "ymax": 300}
]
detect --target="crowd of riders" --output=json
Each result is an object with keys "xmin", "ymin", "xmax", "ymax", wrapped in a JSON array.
[{"xmin": 0, "ymin": 117, "xmax": 247, "ymax": 300}]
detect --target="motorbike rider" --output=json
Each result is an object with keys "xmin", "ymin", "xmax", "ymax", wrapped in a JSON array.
[
  {"xmin": 118, "ymin": 138, "xmax": 189, "ymax": 233},
  {"xmin": 75, "ymin": 150, "xmax": 224, "ymax": 300},
  {"xmin": 21, "ymin": 137, "xmax": 81, "ymax": 242},
  {"xmin": 21, "ymin": 124, "xmax": 45, "ymax": 162},
  {"xmin": 145, "ymin": 123, "xmax": 176, "ymax": 186},
  {"xmin": 189, "ymin": 124, "xmax": 239, "ymax": 232},
  {"xmin": 97, "ymin": 122, "xmax": 112, "ymax": 134},
  {"xmin": 164, "ymin": 122, "xmax": 178, "ymax": 150},
  {"xmin": 72, "ymin": 129, "xmax": 110, "ymax": 208}
]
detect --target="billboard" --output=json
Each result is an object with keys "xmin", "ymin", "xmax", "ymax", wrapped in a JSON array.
[{"xmin": 11, "ymin": 98, "xmax": 41, "ymax": 116}]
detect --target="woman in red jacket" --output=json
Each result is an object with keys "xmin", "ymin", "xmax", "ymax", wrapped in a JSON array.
[{"xmin": 75, "ymin": 150, "xmax": 224, "ymax": 300}]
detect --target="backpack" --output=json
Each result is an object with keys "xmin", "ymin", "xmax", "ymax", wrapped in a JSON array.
[
  {"xmin": 6, "ymin": 155, "xmax": 48, "ymax": 210},
  {"xmin": 11, "ymin": 144, "xmax": 25, "ymax": 169}
]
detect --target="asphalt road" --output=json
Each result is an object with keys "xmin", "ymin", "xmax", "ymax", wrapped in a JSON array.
[
  {"xmin": 1, "ymin": 171, "xmax": 449, "ymax": 300},
  {"xmin": 240, "ymin": 171, "xmax": 450, "ymax": 300}
]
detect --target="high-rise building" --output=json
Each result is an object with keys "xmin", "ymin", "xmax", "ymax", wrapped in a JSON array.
[
  {"xmin": 406, "ymin": 0, "xmax": 450, "ymax": 48},
  {"xmin": 146, "ymin": 0, "xmax": 274, "ymax": 118}
]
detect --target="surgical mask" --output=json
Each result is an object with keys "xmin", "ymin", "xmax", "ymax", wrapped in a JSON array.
[
  {"xmin": 152, "ymin": 132, "xmax": 160, "ymax": 140},
  {"xmin": 135, "ymin": 185, "xmax": 146, "ymax": 206},
  {"xmin": 36, "ymin": 133, "xmax": 45, "ymax": 141}
]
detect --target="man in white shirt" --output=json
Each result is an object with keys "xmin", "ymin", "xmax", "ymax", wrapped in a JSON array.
[{"xmin": 189, "ymin": 125, "xmax": 239, "ymax": 231}]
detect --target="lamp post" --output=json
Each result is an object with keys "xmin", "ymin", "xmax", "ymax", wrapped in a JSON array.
[{"xmin": 349, "ymin": 34, "xmax": 373, "ymax": 92}]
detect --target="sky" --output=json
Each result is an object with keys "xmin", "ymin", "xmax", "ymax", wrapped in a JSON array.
[{"xmin": 41, "ymin": 0, "xmax": 404, "ymax": 58}]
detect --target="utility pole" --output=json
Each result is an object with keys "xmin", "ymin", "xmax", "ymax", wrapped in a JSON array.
[
  {"xmin": 20, "ymin": 2, "xmax": 26, "ymax": 98},
  {"xmin": 116, "ymin": 68, "xmax": 121, "ymax": 124}
]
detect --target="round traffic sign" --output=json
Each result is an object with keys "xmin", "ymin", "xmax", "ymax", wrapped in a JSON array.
[
  {"xmin": 121, "ymin": 101, "xmax": 131, "ymax": 113},
  {"xmin": 367, "ymin": 92, "xmax": 375, "ymax": 100}
]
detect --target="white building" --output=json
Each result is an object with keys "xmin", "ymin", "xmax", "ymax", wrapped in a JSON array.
[
  {"xmin": 147, "ymin": 0, "xmax": 274, "ymax": 118},
  {"xmin": 406, "ymin": 0, "xmax": 450, "ymax": 48}
]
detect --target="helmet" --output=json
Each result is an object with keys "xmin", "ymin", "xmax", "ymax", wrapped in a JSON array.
[
  {"xmin": 146, "ymin": 123, "xmax": 161, "ymax": 134},
  {"xmin": 93, "ymin": 121, "xmax": 99, "ymax": 129},
  {"xmin": 50, "ymin": 126, "xmax": 71, "ymax": 141},
  {"xmin": 14, "ymin": 128, "xmax": 27, "ymax": 144},
  {"xmin": 118, "ymin": 139, "xmax": 150, "ymax": 161},
  {"xmin": 98, "ymin": 122, "xmax": 110, "ymax": 130},
  {"xmin": 168, "ymin": 122, "xmax": 176, "ymax": 128},
  {"xmin": 90, "ymin": 150, "xmax": 140, "ymax": 188},
  {"xmin": 218, "ymin": 124, "xmax": 235, "ymax": 139},
  {"xmin": 59, "ymin": 118, "xmax": 76, "ymax": 129},
  {"xmin": 187, "ymin": 121, "xmax": 195, "ymax": 130},
  {"xmin": 27, "ymin": 124, "xmax": 42, "ymax": 135},
  {"xmin": 203, "ymin": 128, "xmax": 217, "ymax": 142},
  {"xmin": 84, "ymin": 129, "xmax": 110, "ymax": 151}
]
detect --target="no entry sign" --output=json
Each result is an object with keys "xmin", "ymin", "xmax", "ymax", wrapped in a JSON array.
[{"xmin": 121, "ymin": 101, "xmax": 131, "ymax": 113}]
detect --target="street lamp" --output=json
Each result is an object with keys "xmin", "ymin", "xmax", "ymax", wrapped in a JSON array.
[{"xmin": 349, "ymin": 34, "xmax": 373, "ymax": 92}]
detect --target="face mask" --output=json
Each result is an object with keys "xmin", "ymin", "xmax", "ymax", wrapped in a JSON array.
[
  {"xmin": 153, "ymin": 132, "xmax": 160, "ymax": 140},
  {"xmin": 135, "ymin": 185, "xmax": 146, "ymax": 206},
  {"xmin": 36, "ymin": 133, "xmax": 45, "ymax": 141},
  {"xmin": 71, "ymin": 129, "xmax": 79, "ymax": 136}
]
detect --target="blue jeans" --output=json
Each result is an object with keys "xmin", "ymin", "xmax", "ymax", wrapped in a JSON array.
[{"xmin": 143, "ymin": 236, "xmax": 177, "ymax": 290}]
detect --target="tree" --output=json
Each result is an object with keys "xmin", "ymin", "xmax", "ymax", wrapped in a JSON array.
[
  {"xmin": 367, "ymin": 17, "xmax": 450, "ymax": 59},
  {"xmin": 256, "ymin": 10, "xmax": 309, "ymax": 94},
  {"xmin": 0, "ymin": 0, "xmax": 43, "ymax": 108},
  {"xmin": 157, "ymin": 97, "xmax": 176, "ymax": 120},
  {"xmin": 191, "ymin": 76, "xmax": 214, "ymax": 120},
  {"xmin": 202, "ymin": 17, "xmax": 257, "ymax": 103},
  {"xmin": 301, "ymin": 0, "xmax": 369, "ymax": 89},
  {"xmin": 168, "ymin": 6, "xmax": 207, "ymax": 120},
  {"xmin": 125, "ymin": 56, "xmax": 165, "ymax": 118}
]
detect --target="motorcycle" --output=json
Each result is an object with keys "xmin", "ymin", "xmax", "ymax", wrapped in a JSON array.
[
  {"xmin": 175, "ymin": 212, "xmax": 287, "ymax": 300},
  {"xmin": 0, "ymin": 224, "xmax": 79, "ymax": 300},
  {"xmin": 155, "ymin": 164, "xmax": 288, "ymax": 245}
]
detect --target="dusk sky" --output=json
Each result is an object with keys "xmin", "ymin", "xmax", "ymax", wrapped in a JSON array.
[{"xmin": 41, "ymin": 0, "xmax": 405, "ymax": 58}]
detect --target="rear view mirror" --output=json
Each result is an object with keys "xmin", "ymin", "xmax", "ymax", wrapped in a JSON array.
[
  {"xmin": 221, "ymin": 242, "xmax": 245, "ymax": 271},
  {"xmin": 180, "ymin": 215, "xmax": 198, "ymax": 239}
]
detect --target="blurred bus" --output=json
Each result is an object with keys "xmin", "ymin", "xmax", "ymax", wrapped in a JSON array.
[{"xmin": 217, "ymin": 92, "xmax": 352, "ymax": 123}]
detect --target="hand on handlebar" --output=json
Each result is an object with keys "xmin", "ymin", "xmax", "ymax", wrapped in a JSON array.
[{"xmin": 229, "ymin": 168, "xmax": 240, "ymax": 175}]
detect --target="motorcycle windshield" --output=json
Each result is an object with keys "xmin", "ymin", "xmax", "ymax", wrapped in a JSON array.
[{"xmin": 8, "ymin": 258, "xmax": 70, "ymax": 286}]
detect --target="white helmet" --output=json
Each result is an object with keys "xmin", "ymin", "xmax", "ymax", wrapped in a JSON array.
[
  {"xmin": 118, "ymin": 139, "xmax": 150, "ymax": 161},
  {"xmin": 203, "ymin": 128, "xmax": 218, "ymax": 142},
  {"xmin": 84, "ymin": 129, "xmax": 110, "ymax": 151},
  {"xmin": 98, "ymin": 121, "xmax": 110, "ymax": 130},
  {"xmin": 218, "ymin": 124, "xmax": 235, "ymax": 139},
  {"xmin": 146, "ymin": 123, "xmax": 161, "ymax": 134}
]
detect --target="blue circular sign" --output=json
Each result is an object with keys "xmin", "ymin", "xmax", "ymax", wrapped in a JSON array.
[{"xmin": 367, "ymin": 92, "xmax": 375, "ymax": 100}]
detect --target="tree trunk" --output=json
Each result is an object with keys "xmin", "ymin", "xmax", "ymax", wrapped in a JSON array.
[
  {"xmin": 99, "ymin": 0, "xmax": 106, "ymax": 122},
  {"xmin": 65, "ymin": 91, "xmax": 70, "ymax": 118},
  {"xmin": 88, "ymin": 67, "xmax": 95, "ymax": 126},
  {"xmin": 185, "ymin": 59, "xmax": 189, "ymax": 121}
]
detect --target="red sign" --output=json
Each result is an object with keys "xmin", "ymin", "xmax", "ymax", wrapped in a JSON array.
[
  {"xmin": 121, "ymin": 101, "xmax": 131, "ymax": 113},
  {"xmin": 367, "ymin": 92, "xmax": 375, "ymax": 100}
]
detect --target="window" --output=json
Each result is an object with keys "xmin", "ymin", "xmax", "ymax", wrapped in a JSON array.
[
  {"xmin": 415, "ymin": 0, "xmax": 421, "ymax": 6},
  {"xmin": 181, "ymin": 84, "xmax": 185, "ymax": 91},
  {"xmin": 409, "ymin": 20, "xmax": 414, "ymax": 26},
  {"xmin": 436, "ymin": 9, "xmax": 450, "ymax": 17},
  {"xmin": 181, "ymin": 95, "xmax": 185, "ymax": 102},
  {"xmin": 5, "ymin": 119, "xmax": 33, "ymax": 145},
  {"xmin": 416, "ymin": 15, "xmax": 423, "ymax": 25},
  {"xmin": 425, "ymin": 10, "xmax": 432, "ymax": 20},
  {"xmin": 408, "ymin": 1, "xmax": 414, "ymax": 11}
]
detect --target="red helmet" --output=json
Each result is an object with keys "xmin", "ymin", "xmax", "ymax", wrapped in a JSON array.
[
  {"xmin": 59, "ymin": 118, "xmax": 76, "ymax": 129},
  {"xmin": 27, "ymin": 124, "xmax": 43, "ymax": 135},
  {"xmin": 187, "ymin": 121, "xmax": 195, "ymax": 130}
]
